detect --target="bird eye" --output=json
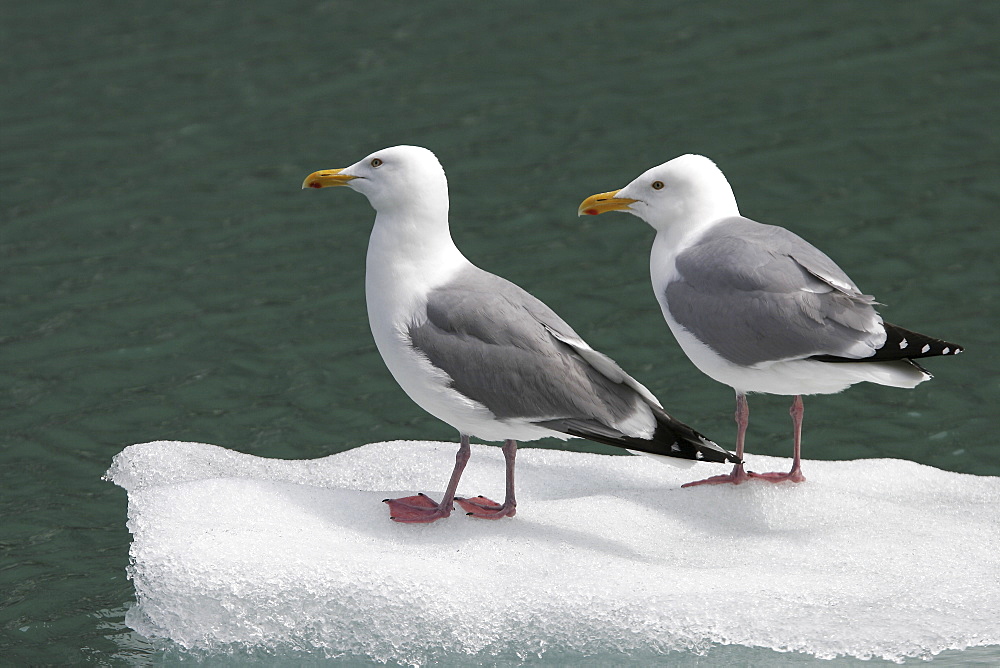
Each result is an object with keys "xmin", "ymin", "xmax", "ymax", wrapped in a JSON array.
[
  {"xmin": 652, "ymin": 180, "xmax": 664, "ymax": 190},
  {"xmin": 370, "ymin": 158, "xmax": 383, "ymax": 168}
]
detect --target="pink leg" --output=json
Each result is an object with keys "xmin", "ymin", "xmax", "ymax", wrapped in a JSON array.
[
  {"xmin": 682, "ymin": 392, "xmax": 752, "ymax": 487},
  {"xmin": 749, "ymin": 395, "xmax": 806, "ymax": 483},
  {"xmin": 456, "ymin": 439, "xmax": 518, "ymax": 519},
  {"xmin": 383, "ymin": 434, "xmax": 472, "ymax": 523}
]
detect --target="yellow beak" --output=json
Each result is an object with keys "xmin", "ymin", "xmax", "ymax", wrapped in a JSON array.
[
  {"xmin": 577, "ymin": 189, "xmax": 637, "ymax": 216},
  {"xmin": 301, "ymin": 168, "xmax": 358, "ymax": 190}
]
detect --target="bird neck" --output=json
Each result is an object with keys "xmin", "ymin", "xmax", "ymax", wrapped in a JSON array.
[
  {"xmin": 366, "ymin": 207, "xmax": 468, "ymax": 302},
  {"xmin": 658, "ymin": 187, "xmax": 739, "ymax": 251}
]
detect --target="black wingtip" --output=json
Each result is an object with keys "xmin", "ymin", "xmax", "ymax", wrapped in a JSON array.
[
  {"xmin": 716, "ymin": 442, "xmax": 742, "ymax": 465},
  {"xmin": 653, "ymin": 410, "xmax": 739, "ymax": 464},
  {"xmin": 811, "ymin": 323, "xmax": 964, "ymax": 364},
  {"xmin": 876, "ymin": 323, "xmax": 964, "ymax": 360},
  {"xmin": 534, "ymin": 411, "xmax": 738, "ymax": 464},
  {"xmin": 557, "ymin": 417, "xmax": 738, "ymax": 464},
  {"xmin": 694, "ymin": 435, "xmax": 742, "ymax": 465}
]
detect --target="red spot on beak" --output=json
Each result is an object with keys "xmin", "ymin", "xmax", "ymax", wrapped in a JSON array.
[
  {"xmin": 584, "ymin": 208, "xmax": 598, "ymax": 215},
  {"xmin": 308, "ymin": 181, "xmax": 322, "ymax": 188}
]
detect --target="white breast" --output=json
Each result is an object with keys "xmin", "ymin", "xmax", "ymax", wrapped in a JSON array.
[{"xmin": 364, "ymin": 225, "xmax": 563, "ymax": 443}]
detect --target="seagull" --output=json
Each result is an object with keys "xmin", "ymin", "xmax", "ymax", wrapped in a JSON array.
[
  {"xmin": 578, "ymin": 154, "xmax": 963, "ymax": 486},
  {"xmin": 303, "ymin": 146, "xmax": 737, "ymax": 522}
]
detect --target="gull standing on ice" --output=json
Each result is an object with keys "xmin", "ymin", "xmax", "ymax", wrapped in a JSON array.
[
  {"xmin": 303, "ymin": 146, "xmax": 737, "ymax": 522},
  {"xmin": 579, "ymin": 154, "xmax": 963, "ymax": 486}
]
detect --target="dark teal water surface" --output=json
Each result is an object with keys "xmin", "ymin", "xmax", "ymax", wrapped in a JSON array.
[{"xmin": 2, "ymin": 1, "xmax": 998, "ymax": 664}]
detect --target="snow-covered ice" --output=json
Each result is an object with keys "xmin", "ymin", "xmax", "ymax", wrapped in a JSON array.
[{"xmin": 105, "ymin": 440, "xmax": 999, "ymax": 664}]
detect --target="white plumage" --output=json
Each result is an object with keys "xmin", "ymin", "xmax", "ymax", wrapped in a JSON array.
[
  {"xmin": 580, "ymin": 154, "xmax": 963, "ymax": 485},
  {"xmin": 303, "ymin": 146, "xmax": 735, "ymax": 522}
]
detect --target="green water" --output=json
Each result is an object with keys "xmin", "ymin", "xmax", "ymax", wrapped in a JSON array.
[{"xmin": 2, "ymin": 1, "xmax": 997, "ymax": 664}]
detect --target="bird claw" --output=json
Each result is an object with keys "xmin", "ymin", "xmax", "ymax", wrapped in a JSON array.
[
  {"xmin": 383, "ymin": 493, "xmax": 452, "ymax": 523},
  {"xmin": 682, "ymin": 463, "xmax": 752, "ymax": 487},
  {"xmin": 681, "ymin": 462, "xmax": 807, "ymax": 487},
  {"xmin": 748, "ymin": 470, "xmax": 806, "ymax": 483},
  {"xmin": 455, "ymin": 495, "xmax": 516, "ymax": 519}
]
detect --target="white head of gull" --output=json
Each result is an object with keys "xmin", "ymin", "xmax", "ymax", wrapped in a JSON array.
[
  {"xmin": 303, "ymin": 146, "xmax": 737, "ymax": 522},
  {"xmin": 579, "ymin": 154, "xmax": 963, "ymax": 486}
]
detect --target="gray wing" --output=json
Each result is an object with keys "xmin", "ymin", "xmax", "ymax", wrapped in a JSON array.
[
  {"xmin": 666, "ymin": 217, "xmax": 885, "ymax": 367},
  {"xmin": 408, "ymin": 265, "xmax": 646, "ymax": 425}
]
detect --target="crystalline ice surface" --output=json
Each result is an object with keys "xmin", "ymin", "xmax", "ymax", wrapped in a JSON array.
[{"xmin": 105, "ymin": 440, "xmax": 1000, "ymax": 664}]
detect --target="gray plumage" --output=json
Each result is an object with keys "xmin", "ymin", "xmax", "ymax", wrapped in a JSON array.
[
  {"xmin": 666, "ymin": 217, "xmax": 883, "ymax": 367},
  {"xmin": 409, "ymin": 265, "xmax": 646, "ymax": 426},
  {"xmin": 581, "ymin": 152, "xmax": 965, "ymax": 486}
]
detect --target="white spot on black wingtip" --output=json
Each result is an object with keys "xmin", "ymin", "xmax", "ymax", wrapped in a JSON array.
[
  {"xmin": 921, "ymin": 344, "xmax": 931, "ymax": 353},
  {"xmin": 670, "ymin": 443, "xmax": 681, "ymax": 452},
  {"xmin": 695, "ymin": 451, "xmax": 704, "ymax": 460},
  {"xmin": 942, "ymin": 347, "xmax": 950, "ymax": 354},
  {"xmin": 899, "ymin": 338, "xmax": 908, "ymax": 349}
]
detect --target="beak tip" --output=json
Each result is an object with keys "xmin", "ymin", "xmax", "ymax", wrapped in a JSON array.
[{"xmin": 302, "ymin": 168, "xmax": 354, "ymax": 190}]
